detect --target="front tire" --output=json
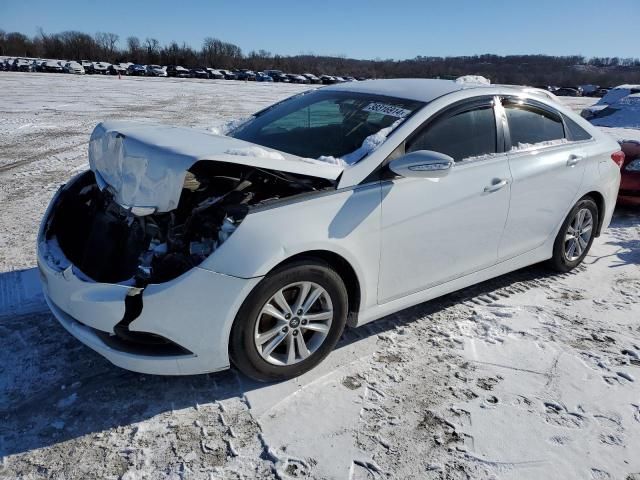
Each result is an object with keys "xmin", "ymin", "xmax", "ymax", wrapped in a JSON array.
[
  {"xmin": 549, "ymin": 197, "xmax": 598, "ymax": 272},
  {"xmin": 230, "ymin": 259, "xmax": 348, "ymax": 382}
]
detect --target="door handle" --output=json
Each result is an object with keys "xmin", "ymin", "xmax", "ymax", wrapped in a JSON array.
[
  {"xmin": 567, "ymin": 154, "xmax": 583, "ymax": 167},
  {"xmin": 484, "ymin": 179, "xmax": 509, "ymax": 193}
]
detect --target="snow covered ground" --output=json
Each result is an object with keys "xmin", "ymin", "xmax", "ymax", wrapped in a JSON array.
[{"xmin": 1, "ymin": 73, "xmax": 639, "ymax": 480}]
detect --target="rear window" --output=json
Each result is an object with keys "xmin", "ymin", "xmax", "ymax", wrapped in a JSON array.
[
  {"xmin": 504, "ymin": 102, "xmax": 565, "ymax": 148},
  {"xmin": 563, "ymin": 115, "xmax": 592, "ymax": 141},
  {"xmin": 230, "ymin": 90, "xmax": 424, "ymax": 163}
]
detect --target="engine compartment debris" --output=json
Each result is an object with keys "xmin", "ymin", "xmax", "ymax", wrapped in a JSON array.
[{"xmin": 44, "ymin": 161, "xmax": 333, "ymax": 286}]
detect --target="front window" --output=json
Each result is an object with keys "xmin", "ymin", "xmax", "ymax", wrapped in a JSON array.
[
  {"xmin": 230, "ymin": 90, "xmax": 424, "ymax": 163},
  {"xmin": 406, "ymin": 105, "xmax": 497, "ymax": 161}
]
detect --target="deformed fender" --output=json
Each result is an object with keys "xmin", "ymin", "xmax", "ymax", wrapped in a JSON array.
[
  {"xmin": 129, "ymin": 267, "xmax": 262, "ymax": 370},
  {"xmin": 200, "ymin": 183, "xmax": 383, "ymax": 313}
]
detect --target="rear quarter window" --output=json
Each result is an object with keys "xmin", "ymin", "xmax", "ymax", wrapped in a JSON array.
[{"xmin": 563, "ymin": 115, "xmax": 593, "ymax": 141}]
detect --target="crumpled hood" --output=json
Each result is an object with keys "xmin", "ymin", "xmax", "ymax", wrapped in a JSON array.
[{"xmin": 89, "ymin": 120, "xmax": 343, "ymax": 213}]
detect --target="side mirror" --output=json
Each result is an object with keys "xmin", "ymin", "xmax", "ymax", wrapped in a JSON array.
[{"xmin": 389, "ymin": 150, "xmax": 454, "ymax": 179}]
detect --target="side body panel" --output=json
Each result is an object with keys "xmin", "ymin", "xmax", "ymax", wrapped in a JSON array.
[
  {"xmin": 500, "ymin": 143, "xmax": 586, "ymax": 260},
  {"xmin": 377, "ymin": 155, "xmax": 511, "ymax": 303}
]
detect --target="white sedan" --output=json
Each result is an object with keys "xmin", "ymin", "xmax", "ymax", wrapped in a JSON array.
[{"xmin": 38, "ymin": 79, "xmax": 622, "ymax": 380}]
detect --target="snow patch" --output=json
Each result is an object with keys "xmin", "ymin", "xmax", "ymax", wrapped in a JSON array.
[
  {"xmin": 209, "ymin": 116, "xmax": 254, "ymax": 136},
  {"xmin": 318, "ymin": 119, "xmax": 403, "ymax": 166},
  {"xmin": 511, "ymin": 138, "xmax": 569, "ymax": 151},
  {"xmin": 456, "ymin": 75, "xmax": 491, "ymax": 85},
  {"xmin": 224, "ymin": 146, "xmax": 285, "ymax": 161}
]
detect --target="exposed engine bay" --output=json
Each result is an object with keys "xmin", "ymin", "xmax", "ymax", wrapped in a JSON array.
[{"xmin": 44, "ymin": 161, "xmax": 334, "ymax": 287}]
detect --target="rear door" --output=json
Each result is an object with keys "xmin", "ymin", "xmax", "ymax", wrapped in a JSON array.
[{"xmin": 498, "ymin": 97, "xmax": 587, "ymax": 260}]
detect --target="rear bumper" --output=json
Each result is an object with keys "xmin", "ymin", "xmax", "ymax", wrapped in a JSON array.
[{"xmin": 39, "ymin": 242, "xmax": 262, "ymax": 375}]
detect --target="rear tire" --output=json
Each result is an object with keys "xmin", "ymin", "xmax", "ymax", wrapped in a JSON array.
[
  {"xmin": 230, "ymin": 259, "xmax": 348, "ymax": 382},
  {"xmin": 549, "ymin": 197, "xmax": 598, "ymax": 272}
]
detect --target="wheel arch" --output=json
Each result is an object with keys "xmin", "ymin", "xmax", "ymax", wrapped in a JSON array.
[
  {"xmin": 581, "ymin": 190, "xmax": 606, "ymax": 237},
  {"xmin": 266, "ymin": 250, "xmax": 362, "ymax": 327}
]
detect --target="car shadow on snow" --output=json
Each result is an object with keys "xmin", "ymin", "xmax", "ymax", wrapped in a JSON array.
[
  {"xmin": 602, "ymin": 206, "xmax": 640, "ymax": 266},
  {"xmin": 1, "ymin": 211, "xmax": 637, "ymax": 458}
]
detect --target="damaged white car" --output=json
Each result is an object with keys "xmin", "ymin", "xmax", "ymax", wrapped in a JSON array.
[{"xmin": 38, "ymin": 79, "xmax": 621, "ymax": 381}]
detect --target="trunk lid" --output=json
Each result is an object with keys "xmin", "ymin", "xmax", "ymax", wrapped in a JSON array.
[{"xmin": 89, "ymin": 120, "xmax": 343, "ymax": 213}]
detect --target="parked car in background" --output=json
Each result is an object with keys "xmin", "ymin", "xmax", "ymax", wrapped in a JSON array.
[
  {"xmin": 579, "ymin": 84, "xmax": 600, "ymax": 97},
  {"xmin": 92, "ymin": 62, "xmax": 110, "ymax": 74},
  {"xmin": 64, "ymin": 61, "xmax": 85, "ymax": 74},
  {"xmin": 618, "ymin": 141, "xmax": 640, "ymax": 205},
  {"xmin": 166, "ymin": 65, "xmax": 191, "ymax": 78},
  {"xmin": 589, "ymin": 93, "xmax": 640, "ymax": 130},
  {"xmin": 554, "ymin": 87, "xmax": 581, "ymax": 97},
  {"xmin": 235, "ymin": 69, "xmax": 257, "ymax": 81},
  {"xmin": 286, "ymin": 74, "xmax": 309, "ymax": 84},
  {"xmin": 581, "ymin": 85, "xmax": 640, "ymax": 119},
  {"xmin": 108, "ymin": 63, "xmax": 128, "ymax": 75},
  {"xmin": 593, "ymin": 88, "xmax": 609, "ymax": 98},
  {"xmin": 320, "ymin": 75, "xmax": 337, "ymax": 84},
  {"xmin": 80, "ymin": 60, "xmax": 93, "ymax": 73},
  {"xmin": 264, "ymin": 70, "xmax": 289, "ymax": 82},
  {"xmin": 43, "ymin": 60, "xmax": 64, "ymax": 73},
  {"xmin": 303, "ymin": 73, "xmax": 321, "ymax": 84},
  {"xmin": 218, "ymin": 69, "xmax": 237, "ymax": 80},
  {"xmin": 146, "ymin": 65, "xmax": 167, "ymax": 77},
  {"xmin": 33, "ymin": 59, "xmax": 47, "ymax": 72},
  {"xmin": 37, "ymin": 79, "xmax": 621, "ymax": 381},
  {"xmin": 127, "ymin": 64, "xmax": 146, "ymax": 76},
  {"xmin": 207, "ymin": 68, "xmax": 224, "ymax": 79},
  {"xmin": 255, "ymin": 72, "xmax": 273, "ymax": 82},
  {"xmin": 13, "ymin": 58, "xmax": 34, "ymax": 72},
  {"xmin": 190, "ymin": 66, "xmax": 210, "ymax": 79}
]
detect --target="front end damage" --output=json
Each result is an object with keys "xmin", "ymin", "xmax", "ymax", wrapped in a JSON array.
[{"xmin": 38, "ymin": 122, "xmax": 338, "ymax": 374}]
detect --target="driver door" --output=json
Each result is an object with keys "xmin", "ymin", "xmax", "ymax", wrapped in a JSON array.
[{"xmin": 378, "ymin": 98, "xmax": 512, "ymax": 303}]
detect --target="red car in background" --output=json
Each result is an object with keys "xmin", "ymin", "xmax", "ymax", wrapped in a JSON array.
[{"xmin": 619, "ymin": 140, "xmax": 640, "ymax": 206}]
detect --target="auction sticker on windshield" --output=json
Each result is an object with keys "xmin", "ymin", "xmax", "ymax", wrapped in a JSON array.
[{"xmin": 363, "ymin": 103, "xmax": 412, "ymax": 118}]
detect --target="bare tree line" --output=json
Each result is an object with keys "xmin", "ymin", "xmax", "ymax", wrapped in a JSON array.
[{"xmin": 1, "ymin": 28, "xmax": 639, "ymax": 85}]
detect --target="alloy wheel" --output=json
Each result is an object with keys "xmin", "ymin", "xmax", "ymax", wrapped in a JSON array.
[
  {"xmin": 564, "ymin": 207, "xmax": 593, "ymax": 261},
  {"xmin": 254, "ymin": 281, "xmax": 333, "ymax": 366}
]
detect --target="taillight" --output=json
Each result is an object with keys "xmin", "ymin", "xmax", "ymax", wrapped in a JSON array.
[{"xmin": 611, "ymin": 150, "xmax": 625, "ymax": 168}]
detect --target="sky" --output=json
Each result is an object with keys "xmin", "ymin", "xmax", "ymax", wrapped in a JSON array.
[{"xmin": 1, "ymin": 0, "xmax": 638, "ymax": 60}]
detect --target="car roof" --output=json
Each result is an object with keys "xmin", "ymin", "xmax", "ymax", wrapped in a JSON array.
[
  {"xmin": 324, "ymin": 78, "xmax": 470, "ymax": 102},
  {"xmin": 324, "ymin": 78, "xmax": 562, "ymax": 104}
]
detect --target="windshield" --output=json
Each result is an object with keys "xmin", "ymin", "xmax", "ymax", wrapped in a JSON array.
[{"xmin": 229, "ymin": 90, "xmax": 424, "ymax": 163}]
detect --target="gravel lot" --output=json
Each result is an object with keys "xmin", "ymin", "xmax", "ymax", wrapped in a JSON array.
[{"xmin": 1, "ymin": 73, "xmax": 639, "ymax": 480}]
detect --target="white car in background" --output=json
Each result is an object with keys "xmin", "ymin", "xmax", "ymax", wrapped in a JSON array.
[
  {"xmin": 38, "ymin": 79, "xmax": 621, "ymax": 380},
  {"xmin": 64, "ymin": 61, "xmax": 85, "ymax": 74},
  {"xmin": 581, "ymin": 84, "xmax": 640, "ymax": 119},
  {"xmin": 146, "ymin": 64, "xmax": 167, "ymax": 77},
  {"xmin": 92, "ymin": 61, "xmax": 110, "ymax": 74}
]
